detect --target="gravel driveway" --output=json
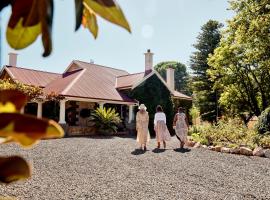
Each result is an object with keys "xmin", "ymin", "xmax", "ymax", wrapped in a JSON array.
[{"xmin": 0, "ymin": 136, "xmax": 270, "ymax": 200}]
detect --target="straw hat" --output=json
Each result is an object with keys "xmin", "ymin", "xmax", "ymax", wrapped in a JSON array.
[{"xmin": 138, "ymin": 104, "xmax": 147, "ymax": 110}]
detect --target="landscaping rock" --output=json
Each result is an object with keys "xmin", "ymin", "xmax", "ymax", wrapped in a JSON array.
[
  {"xmin": 202, "ymin": 145, "xmax": 207, "ymax": 149},
  {"xmin": 253, "ymin": 147, "xmax": 265, "ymax": 157},
  {"xmin": 214, "ymin": 146, "xmax": 222, "ymax": 152},
  {"xmin": 239, "ymin": 147, "xmax": 253, "ymax": 156},
  {"xmin": 221, "ymin": 147, "xmax": 231, "ymax": 153},
  {"xmin": 264, "ymin": 149, "xmax": 270, "ymax": 158},
  {"xmin": 208, "ymin": 146, "xmax": 215, "ymax": 151},
  {"xmin": 194, "ymin": 142, "xmax": 201, "ymax": 148},
  {"xmin": 186, "ymin": 140, "xmax": 196, "ymax": 147},
  {"xmin": 230, "ymin": 148, "xmax": 240, "ymax": 154}
]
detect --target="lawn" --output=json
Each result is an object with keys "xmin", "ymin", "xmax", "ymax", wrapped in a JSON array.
[{"xmin": 0, "ymin": 137, "xmax": 270, "ymax": 200}]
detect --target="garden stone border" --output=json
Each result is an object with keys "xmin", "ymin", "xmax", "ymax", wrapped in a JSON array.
[{"xmin": 188, "ymin": 141, "xmax": 269, "ymax": 158}]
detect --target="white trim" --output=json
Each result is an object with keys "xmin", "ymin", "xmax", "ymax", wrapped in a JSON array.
[
  {"xmin": 2, "ymin": 66, "xmax": 16, "ymax": 79},
  {"xmin": 63, "ymin": 60, "xmax": 83, "ymax": 74},
  {"xmin": 65, "ymin": 96, "xmax": 138, "ymax": 106},
  {"xmin": 62, "ymin": 69, "xmax": 86, "ymax": 95},
  {"xmin": 131, "ymin": 70, "xmax": 174, "ymax": 94}
]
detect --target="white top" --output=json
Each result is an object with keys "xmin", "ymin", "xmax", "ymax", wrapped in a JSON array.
[{"xmin": 154, "ymin": 112, "xmax": 166, "ymax": 125}]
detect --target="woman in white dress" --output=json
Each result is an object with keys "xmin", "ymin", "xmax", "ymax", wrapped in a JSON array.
[
  {"xmin": 154, "ymin": 105, "xmax": 171, "ymax": 149},
  {"xmin": 136, "ymin": 104, "xmax": 150, "ymax": 151},
  {"xmin": 173, "ymin": 107, "xmax": 189, "ymax": 149}
]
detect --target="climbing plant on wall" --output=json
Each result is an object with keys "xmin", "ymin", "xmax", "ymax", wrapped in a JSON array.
[{"xmin": 129, "ymin": 74, "xmax": 174, "ymax": 135}]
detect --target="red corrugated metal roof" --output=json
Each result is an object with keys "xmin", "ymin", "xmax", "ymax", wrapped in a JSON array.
[
  {"xmin": 43, "ymin": 69, "xmax": 84, "ymax": 94},
  {"xmin": 116, "ymin": 72, "xmax": 145, "ymax": 89},
  {"xmin": 44, "ymin": 61, "xmax": 136, "ymax": 103},
  {"xmin": 4, "ymin": 66, "xmax": 61, "ymax": 87}
]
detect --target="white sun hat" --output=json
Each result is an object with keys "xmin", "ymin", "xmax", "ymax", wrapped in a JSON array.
[{"xmin": 138, "ymin": 104, "xmax": 147, "ymax": 110}]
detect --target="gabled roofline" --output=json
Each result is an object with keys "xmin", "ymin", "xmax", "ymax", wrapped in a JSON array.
[
  {"xmin": 61, "ymin": 69, "xmax": 86, "ymax": 95},
  {"xmin": 71, "ymin": 60, "xmax": 129, "ymax": 74},
  {"xmin": 63, "ymin": 61, "xmax": 81, "ymax": 74},
  {"xmin": 131, "ymin": 70, "xmax": 175, "ymax": 94},
  {"xmin": 1, "ymin": 66, "xmax": 15, "ymax": 79}
]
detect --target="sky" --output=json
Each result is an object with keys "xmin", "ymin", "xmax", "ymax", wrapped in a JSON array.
[{"xmin": 0, "ymin": 0, "xmax": 234, "ymax": 74}]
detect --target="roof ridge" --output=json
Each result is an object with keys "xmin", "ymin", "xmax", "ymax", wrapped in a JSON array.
[
  {"xmin": 5, "ymin": 65, "xmax": 61, "ymax": 75},
  {"xmin": 117, "ymin": 71, "xmax": 144, "ymax": 78},
  {"xmin": 74, "ymin": 60, "xmax": 129, "ymax": 74},
  {"xmin": 61, "ymin": 69, "xmax": 86, "ymax": 95}
]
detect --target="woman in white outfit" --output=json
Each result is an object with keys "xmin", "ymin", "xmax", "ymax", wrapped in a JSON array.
[
  {"xmin": 173, "ymin": 107, "xmax": 189, "ymax": 149},
  {"xmin": 136, "ymin": 104, "xmax": 150, "ymax": 151},
  {"xmin": 154, "ymin": 105, "xmax": 171, "ymax": 149}
]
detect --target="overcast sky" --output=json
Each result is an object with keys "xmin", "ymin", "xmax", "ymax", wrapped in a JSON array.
[{"xmin": 0, "ymin": 0, "xmax": 233, "ymax": 74}]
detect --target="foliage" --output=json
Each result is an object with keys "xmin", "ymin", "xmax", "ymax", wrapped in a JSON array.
[
  {"xmin": 0, "ymin": 0, "xmax": 130, "ymax": 57},
  {"xmin": 154, "ymin": 61, "xmax": 190, "ymax": 95},
  {"xmin": 0, "ymin": 90, "xmax": 64, "ymax": 184},
  {"xmin": 256, "ymin": 107, "xmax": 270, "ymax": 135},
  {"xmin": 208, "ymin": 0, "xmax": 270, "ymax": 123},
  {"xmin": 129, "ymin": 74, "xmax": 174, "ymax": 135},
  {"xmin": 189, "ymin": 119, "xmax": 260, "ymax": 149},
  {"xmin": 45, "ymin": 91, "xmax": 64, "ymax": 101},
  {"xmin": 189, "ymin": 105, "xmax": 200, "ymax": 125},
  {"xmin": 0, "ymin": 79, "xmax": 42, "ymax": 101},
  {"xmin": 190, "ymin": 20, "xmax": 223, "ymax": 122},
  {"xmin": 90, "ymin": 107, "xmax": 121, "ymax": 134}
]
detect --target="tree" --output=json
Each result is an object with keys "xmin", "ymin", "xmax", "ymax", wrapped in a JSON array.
[
  {"xmin": 154, "ymin": 61, "xmax": 190, "ymax": 95},
  {"xmin": 190, "ymin": 20, "xmax": 223, "ymax": 122},
  {"xmin": 0, "ymin": 0, "xmax": 130, "ymax": 57},
  {"xmin": 208, "ymin": 0, "xmax": 270, "ymax": 123}
]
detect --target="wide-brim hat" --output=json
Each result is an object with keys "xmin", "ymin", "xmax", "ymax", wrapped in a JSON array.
[{"xmin": 138, "ymin": 104, "xmax": 147, "ymax": 110}]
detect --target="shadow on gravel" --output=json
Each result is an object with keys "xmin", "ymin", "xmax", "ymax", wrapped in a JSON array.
[
  {"xmin": 152, "ymin": 148, "xmax": 166, "ymax": 153},
  {"xmin": 173, "ymin": 148, "xmax": 191, "ymax": 153},
  {"xmin": 131, "ymin": 149, "xmax": 146, "ymax": 155}
]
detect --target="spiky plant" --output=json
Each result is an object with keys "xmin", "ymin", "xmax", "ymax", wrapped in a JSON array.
[{"xmin": 90, "ymin": 107, "xmax": 121, "ymax": 134}]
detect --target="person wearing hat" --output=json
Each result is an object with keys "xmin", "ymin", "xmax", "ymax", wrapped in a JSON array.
[{"xmin": 136, "ymin": 104, "xmax": 150, "ymax": 151}]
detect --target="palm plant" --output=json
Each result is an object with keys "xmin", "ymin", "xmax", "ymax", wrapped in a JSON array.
[{"xmin": 90, "ymin": 107, "xmax": 121, "ymax": 134}]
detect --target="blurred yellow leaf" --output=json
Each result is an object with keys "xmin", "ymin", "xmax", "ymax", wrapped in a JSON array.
[
  {"xmin": 0, "ymin": 90, "xmax": 27, "ymax": 112},
  {"xmin": 0, "ymin": 102, "xmax": 16, "ymax": 113},
  {"xmin": 83, "ymin": 0, "xmax": 131, "ymax": 33},
  {"xmin": 83, "ymin": 3, "xmax": 98, "ymax": 38},
  {"xmin": 0, "ymin": 113, "xmax": 64, "ymax": 147},
  {"xmin": 0, "ymin": 156, "xmax": 31, "ymax": 183},
  {"xmin": 6, "ymin": 18, "xmax": 41, "ymax": 49}
]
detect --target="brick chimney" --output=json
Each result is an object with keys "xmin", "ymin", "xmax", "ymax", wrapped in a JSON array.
[
  {"xmin": 8, "ymin": 53, "xmax": 18, "ymax": 67},
  {"xmin": 166, "ymin": 67, "xmax": 175, "ymax": 91},
  {"xmin": 144, "ymin": 49, "xmax": 153, "ymax": 76}
]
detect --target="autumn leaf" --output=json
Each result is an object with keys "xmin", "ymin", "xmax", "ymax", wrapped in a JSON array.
[
  {"xmin": 0, "ymin": 156, "xmax": 31, "ymax": 183},
  {"xmin": 83, "ymin": 0, "xmax": 131, "ymax": 33},
  {"xmin": 82, "ymin": 3, "xmax": 98, "ymax": 38},
  {"xmin": 6, "ymin": 18, "xmax": 41, "ymax": 50},
  {"xmin": 0, "ymin": 90, "xmax": 28, "ymax": 112},
  {"xmin": 38, "ymin": 0, "xmax": 54, "ymax": 57},
  {"xmin": 0, "ymin": 113, "xmax": 64, "ymax": 147},
  {"xmin": 75, "ymin": 0, "xmax": 84, "ymax": 31}
]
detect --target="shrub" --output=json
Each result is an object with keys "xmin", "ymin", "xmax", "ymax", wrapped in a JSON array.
[
  {"xmin": 256, "ymin": 107, "xmax": 270, "ymax": 135},
  {"xmin": 90, "ymin": 107, "xmax": 121, "ymax": 134},
  {"xmin": 189, "ymin": 119, "xmax": 259, "ymax": 149}
]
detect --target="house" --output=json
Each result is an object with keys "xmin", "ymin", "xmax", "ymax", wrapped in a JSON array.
[{"xmin": 0, "ymin": 50, "xmax": 191, "ymax": 135}]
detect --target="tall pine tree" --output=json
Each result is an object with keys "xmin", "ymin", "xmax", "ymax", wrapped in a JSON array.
[{"xmin": 190, "ymin": 20, "xmax": 223, "ymax": 122}]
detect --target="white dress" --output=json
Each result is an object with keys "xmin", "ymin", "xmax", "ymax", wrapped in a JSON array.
[
  {"xmin": 175, "ymin": 113, "xmax": 188, "ymax": 143},
  {"xmin": 136, "ymin": 111, "xmax": 150, "ymax": 145},
  {"xmin": 154, "ymin": 112, "xmax": 171, "ymax": 142}
]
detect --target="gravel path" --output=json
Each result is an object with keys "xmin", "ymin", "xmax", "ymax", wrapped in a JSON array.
[{"xmin": 0, "ymin": 137, "xmax": 270, "ymax": 200}]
